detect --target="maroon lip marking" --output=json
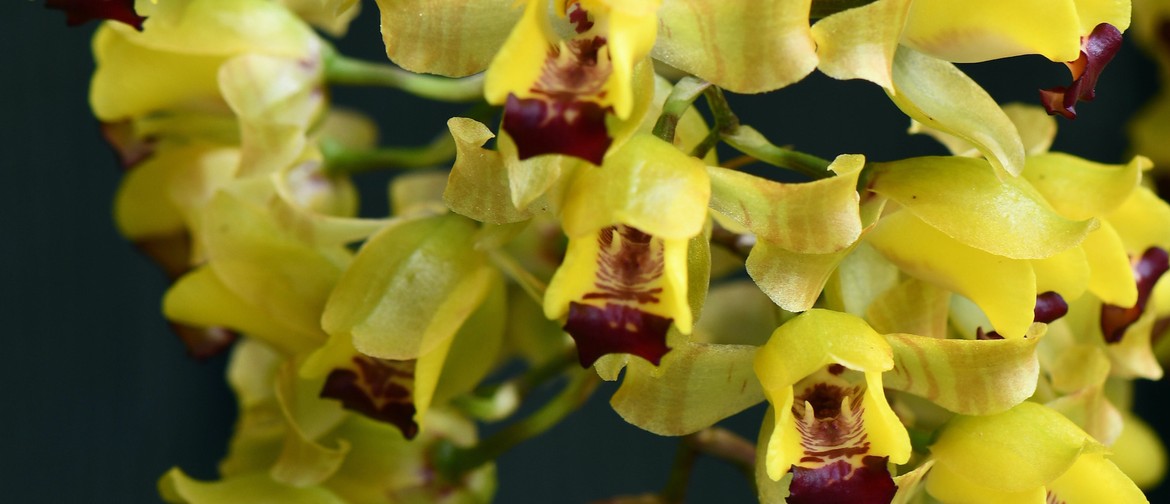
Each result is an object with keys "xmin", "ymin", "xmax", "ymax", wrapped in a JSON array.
[
  {"xmin": 320, "ymin": 356, "xmax": 419, "ymax": 439},
  {"xmin": 504, "ymin": 95, "xmax": 612, "ymax": 165},
  {"xmin": 978, "ymin": 291, "xmax": 1068, "ymax": 340},
  {"xmin": 562, "ymin": 225, "xmax": 675, "ymax": 367},
  {"xmin": 45, "ymin": 0, "xmax": 146, "ymax": 30},
  {"xmin": 788, "ymin": 456, "xmax": 897, "ymax": 504},
  {"xmin": 564, "ymin": 302, "xmax": 672, "ymax": 367},
  {"xmin": 101, "ymin": 121, "xmax": 156, "ymax": 169},
  {"xmin": 1040, "ymin": 23, "xmax": 1122, "ymax": 119},
  {"xmin": 503, "ymin": 35, "xmax": 614, "ymax": 164},
  {"xmin": 568, "ymin": 3, "xmax": 594, "ymax": 34},
  {"xmin": 1101, "ymin": 247, "xmax": 1170, "ymax": 344}
]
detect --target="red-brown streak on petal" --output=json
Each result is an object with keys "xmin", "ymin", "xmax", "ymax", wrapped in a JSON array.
[
  {"xmin": 564, "ymin": 302, "xmax": 672, "ymax": 367},
  {"xmin": 503, "ymin": 94, "xmax": 612, "ymax": 165},
  {"xmin": 787, "ymin": 456, "xmax": 897, "ymax": 504},
  {"xmin": 320, "ymin": 356, "xmax": 419, "ymax": 439},
  {"xmin": 978, "ymin": 291, "xmax": 1068, "ymax": 340},
  {"xmin": 1040, "ymin": 23, "xmax": 1123, "ymax": 119},
  {"xmin": 1101, "ymin": 247, "xmax": 1170, "ymax": 344},
  {"xmin": 101, "ymin": 121, "xmax": 157, "ymax": 170},
  {"xmin": 794, "ymin": 384, "xmax": 872, "ymax": 461},
  {"xmin": 45, "ymin": 0, "xmax": 146, "ymax": 30},
  {"xmin": 583, "ymin": 225, "xmax": 666, "ymax": 304},
  {"xmin": 170, "ymin": 323, "xmax": 237, "ymax": 360},
  {"xmin": 1046, "ymin": 490, "xmax": 1068, "ymax": 504},
  {"xmin": 568, "ymin": 2, "xmax": 594, "ymax": 34}
]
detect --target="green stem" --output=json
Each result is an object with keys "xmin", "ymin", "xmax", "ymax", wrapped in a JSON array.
[
  {"xmin": 487, "ymin": 249, "xmax": 548, "ymax": 304},
  {"xmin": 321, "ymin": 133, "xmax": 456, "ymax": 176},
  {"xmin": 684, "ymin": 427, "xmax": 757, "ymax": 480},
  {"xmin": 437, "ymin": 370, "xmax": 600, "ymax": 479},
  {"xmin": 660, "ymin": 440, "xmax": 700, "ymax": 503},
  {"xmin": 722, "ymin": 126, "xmax": 834, "ymax": 179},
  {"xmin": 652, "ymin": 77, "xmax": 712, "ymax": 143},
  {"xmin": 324, "ymin": 54, "xmax": 485, "ymax": 102}
]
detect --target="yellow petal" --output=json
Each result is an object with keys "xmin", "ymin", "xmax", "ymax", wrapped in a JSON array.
[
  {"xmin": 930, "ymin": 402, "xmax": 1099, "ymax": 494},
  {"xmin": 376, "ymin": 0, "xmax": 521, "ymax": 77},
  {"xmin": 560, "ymin": 134, "xmax": 710, "ymax": 240},
  {"xmin": 861, "ymin": 371, "xmax": 912, "ymax": 464},
  {"xmin": 867, "ymin": 211, "xmax": 1038, "ymax": 338},
  {"xmin": 824, "ymin": 241, "xmax": 901, "ymax": 318},
  {"xmin": 902, "ymin": 0, "xmax": 1083, "ymax": 62},
  {"xmin": 1032, "ymin": 244, "xmax": 1090, "ymax": 303},
  {"xmin": 1082, "ymin": 221, "xmax": 1139, "ymax": 307},
  {"xmin": 483, "ymin": 0, "xmax": 554, "ymax": 104},
  {"xmin": 1106, "ymin": 186, "xmax": 1170, "ymax": 252},
  {"xmin": 755, "ymin": 309, "xmax": 894, "ymax": 394},
  {"xmin": 1110, "ymin": 411, "xmax": 1168, "ymax": 490},
  {"xmin": 887, "ymin": 47, "xmax": 1026, "ymax": 177},
  {"xmin": 708, "ymin": 154, "xmax": 864, "ymax": 254},
  {"xmin": 885, "ymin": 329, "xmax": 1043, "ymax": 415},
  {"xmin": 746, "ymin": 241, "xmax": 853, "ymax": 313},
  {"xmin": 812, "ymin": 0, "xmax": 911, "ymax": 89},
  {"xmin": 925, "ymin": 462, "xmax": 1048, "ymax": 504},
  {"xmin": 1022, "ymin": 153, "xmax": 1147, "ymax": 221},
  {"xmin": 653, "ymin": 0, "xmax": 818, "ymax": 93},
  {"xmin": 1047, "ymin": 452, "xmax": 1147, "ymax": 504},
  {"xmin": 869, "ymin": 156, "xmax": 1094, "ymax": 259}
]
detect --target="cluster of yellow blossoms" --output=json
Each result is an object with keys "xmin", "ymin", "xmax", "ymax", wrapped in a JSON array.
[{"xmin": 47, "ymin": 0, "xmax": 1170, "ymax": 501}]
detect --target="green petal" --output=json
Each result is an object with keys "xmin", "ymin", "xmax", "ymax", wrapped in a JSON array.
[
  {"xmin": 652, "ymin": 0, "xmax": 818, "ymax": 93},
  {"xmin": 390, "ymin": 171, "xmax": 451, "ymax": 218},
  {"xmin": 708, "ymin": 154, "xmax": 864, "ymax": 254},
  {"xmin": 611, "ymin": 342, "xmax": 763, "ymax": 435},
  {"xmin": 869, "ymin": 156, "xmax": 1094, "ymax": 259},
  {"xmin": 887, "ymin": 47, "xmax": 1025, "ymax": 177},
  {"xmin": 201, "ymin": 186, "xmax": 346, "ymax": 343},
  {"xmin": 1022, "ymin": 153, "xmax": 1147, "ymax": 222},
  {"xmin": 930, "ymin": 402, "xmax": 1100, "ymax": 494},
  {"xmin": 812, "ymin": 0, "xmax": 911, "ymax": 89},
  {"xmin": 865, "ymin": 278, "xmax": 951, "ymax": 338},
  {"xmin": 910, "ymin": 102, "xmax": 1058, "ymax": 158},
  {"xmin": 322, "ymin": 214, "xmax": 494, "ymax": 360},
  {"xmin": 1130, "ymin": 90, "xmax": 1170, "ymax": 168},
  {"xmin": 220, "ymin": 338, "xmax": 285, "ymax": 477},
  {"xmin": 269, "ymin": 359, "xmax": 349, "ymax": 487},
  {"xmin": 218, "ymin": 53, "xmax": 324, "ymax": 178},
  {"xmin": 891, "ymin": 460, "xmax": 934, "ymax": 504},
  {"xmin": 431, "ymin": 274, "xmax": 507, "ymax": 410},
  {"xmin": 160, "ymin": 470, "xmax": 346, "ymax": 504},
  {"xmin": 374, "ymin": 0, "xmax": 520, "ymax": 77},
  {"xmin": 884, "ymin": 328, "xmax": 1043, "ymax": 415},
  {"xmin": 1046, "ymin": 387, "xmax": 1123, "ymax": 447},
  {"xmin": 444, "ymin": 117, "xmax": 534, "ymax": 224},
  {"xmin": 164, "ymin": 266, "xmax": 321, "ymax": 355},
  {"xmin": 866, "ymin": 211, "xmax": 1037, "ymax": 338}
]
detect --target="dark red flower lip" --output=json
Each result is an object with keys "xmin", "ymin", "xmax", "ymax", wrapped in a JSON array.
[
  {"xmin": 503, "ymin": 94, "xmax": 612, "ymax": 165},
  {"xmin": 1039, "ymin": 23, "xmax": 1122, "ymax": 119},
  {"xmin": 1101, "ymin": 247, "xmax": 1170, "ymax": 344},
  {"xmin": 45, "ymin": 0, "xmax": 146, "ymax": 30},
  {"xmin": 320, "ymin": 356, "xmax": 419, "ymax": 439}
]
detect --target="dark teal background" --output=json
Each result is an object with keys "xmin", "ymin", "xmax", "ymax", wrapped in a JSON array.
[{"xmin": 2, "ymin": 1, "xmax": 1167, "ymax": 502}]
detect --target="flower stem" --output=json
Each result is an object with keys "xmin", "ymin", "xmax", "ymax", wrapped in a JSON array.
[
  {"xmin": 653, "ymin": 77, "xmax": 712, "ymax": 144},
  {"xmin": 487, "ymin": 249, "xmax": 548, "ymax": 304},
  {"xmin": 324, "ymin": 54, "xmax": 485, "ymax": 102},
  {"xmin": 321, "ymin": 133, "xmax": 456, "ymax": 176},
  {"xmin": 435, "ymin": 370, "xmax": 600, "ymax": 479}
]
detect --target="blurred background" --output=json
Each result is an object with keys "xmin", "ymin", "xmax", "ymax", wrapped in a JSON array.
[{"xmin": 1, "ymin": 0, "xmax": 1167, "ymax": 502}]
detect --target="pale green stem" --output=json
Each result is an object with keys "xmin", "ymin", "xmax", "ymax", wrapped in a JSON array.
[
  {"xmin": 487, "ymin": 249, "xmax": 548, "ymax": 304},
  {"xmin": 652, "ymin": 77, "xmax": 712, "ymax": 143},
  {"xmin": 435, "ymin": 370, "xmax": 600, "ymax": 479},
  {"xmin": 324, "ymin": 54, "xmax": 485, "ymax": 102},
  {"xmin": 321, "ymin": 133, "xmax": 456, "ymax": 176}
]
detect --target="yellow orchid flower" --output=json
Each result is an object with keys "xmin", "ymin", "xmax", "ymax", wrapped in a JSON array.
[
  {"xmin": 753, "ymin": 310, "xmax": 911, "ymax": 500},
  {"xmin": 543, "ymin": 134, "xmax": 709, "ymax": 366},
  {"xmin": 481, "ymin": 0, "xmax": 659, "ymax": 165}
]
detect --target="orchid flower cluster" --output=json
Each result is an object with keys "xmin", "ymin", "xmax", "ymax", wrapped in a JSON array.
[{"xmin": 45, "ymin": 0, "xmax": 1170, "ymax": 502}]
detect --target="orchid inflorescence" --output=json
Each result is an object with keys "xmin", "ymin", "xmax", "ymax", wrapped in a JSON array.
[{"xmin": 43, "ymin": 0, "xmax": 1170, "ymax": 502}]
